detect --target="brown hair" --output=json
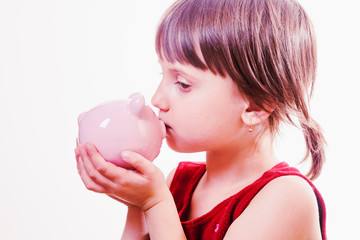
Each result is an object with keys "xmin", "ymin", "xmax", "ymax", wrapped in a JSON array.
[{"xmin": 156, "ymin": 0, "xmax": 326, "ymax": 180}]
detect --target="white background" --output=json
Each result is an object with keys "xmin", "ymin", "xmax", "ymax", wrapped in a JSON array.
[{"xmin": 0, "ymin": 0, "xmax": 359, "ymax": 239}]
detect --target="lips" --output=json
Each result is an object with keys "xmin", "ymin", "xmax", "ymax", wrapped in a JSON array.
[
  {"xmin": 159, "ymin": 116, "xmax": 172, "ymax": 135},
  {"xmin": 162, "ymin": 121, "xmax": 172, "ymax": 134}
]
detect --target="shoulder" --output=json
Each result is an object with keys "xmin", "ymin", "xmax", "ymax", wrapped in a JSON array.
[
  {"xmin": 224, "ymin": 175, "xmax": 322, "ymax": 240},
  {"xmin": 166, "ymin": 168, "xmax": 177, "ymax": 188}
]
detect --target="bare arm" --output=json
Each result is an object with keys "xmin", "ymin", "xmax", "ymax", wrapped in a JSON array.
[
  {"xmin": 120, "ymin": 169, "xmax": 178, "ymax": 240},
  {"xmin": 121, "ymin": 206, "xmax": 149, "ymax": 240},
  {"xmin": 224, "ymin": 176, "xmax": 322, "ymax": 240},
  {"xmin": 118, "ymin": 165, "xmax": 185, "ymax": 240},
  {"xmin": 143, "ymin": 190, "xmax": 186, "ymax": 239},
  {"xmin": 141, "ymin": 168, "xmax": 186, "ymax": 239}
]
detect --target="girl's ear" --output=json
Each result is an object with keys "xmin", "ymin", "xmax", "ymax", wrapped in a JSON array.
[{"xmin": 241, "ymin": 103, "xmax": 274, "ymax": 127}]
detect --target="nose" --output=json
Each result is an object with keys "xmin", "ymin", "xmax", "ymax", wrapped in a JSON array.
[{"xmin": 151, "ymin": 83, "xmax": 170, "ymax": 112}]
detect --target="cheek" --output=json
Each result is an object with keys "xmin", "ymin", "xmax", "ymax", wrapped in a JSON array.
[
  {"xmin": 174, "ymin": 100, "xmax": 209, "ymax": 128},
  {"xmin": 171, "ymin": 108, "xmax": 220, "ymax": 147},
  {"xmin": 174, "ymin": 109, "xmax": 204, "ymax": 136},
  {"xmin": 174, "ymin": 97, "xmax": 233, "ymax": 133},
  {"xmin": 186, "ymin": 102, "xmax": 243, "ymax": 138},
  {"xmin": 167, "ymin": 92, "xmax": 245, "ymax": 151},
  {"xmin": 166, "ymin": 105, "xmax": 209, "ymax": 151}
]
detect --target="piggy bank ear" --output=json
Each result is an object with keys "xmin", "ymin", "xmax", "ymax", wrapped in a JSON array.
[{"xmin": 128, "ymin": 92, "xmax": 145, "ymax": 117}]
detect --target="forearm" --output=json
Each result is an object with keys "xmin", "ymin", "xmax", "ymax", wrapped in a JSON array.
[
  {"xmin": 143, "ymin": 190, "xmax": 186, "ymax": 240},
  {"xmin": 121, "ymin": 206, "xmax": 149, "ymax": 240}
]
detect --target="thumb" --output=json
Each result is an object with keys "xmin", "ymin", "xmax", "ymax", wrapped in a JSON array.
[{"xmin": 121, "ymin": 151, "xmax": 156, "ymax": 176}]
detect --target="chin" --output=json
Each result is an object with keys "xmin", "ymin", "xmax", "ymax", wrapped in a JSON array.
[{"xmin": 165, "ymin": 138, "xmax": 204, "ymax": 153}]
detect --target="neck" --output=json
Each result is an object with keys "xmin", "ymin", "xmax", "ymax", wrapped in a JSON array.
[{"xmin": 204, "ymin": 131, "xmax": 279, "ymax": 186}]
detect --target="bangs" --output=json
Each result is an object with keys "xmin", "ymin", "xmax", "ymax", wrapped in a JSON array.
[
  {"xmin": 155, "ymin": 0, "xmax": 318, "ymax": 124},
  {"xmin": 155, "ymin": 0, "xmax": 231, "ymax": 77}
]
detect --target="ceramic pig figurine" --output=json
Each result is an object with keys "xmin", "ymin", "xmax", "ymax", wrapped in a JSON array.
[{"xmin": 78, "ymin": 93, "xmax": 165, "ymax": 169}]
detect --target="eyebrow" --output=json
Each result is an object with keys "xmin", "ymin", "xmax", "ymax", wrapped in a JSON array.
[
  {"xmin": 158, "ymin": 58, "xmax": 202, "ymax": 82},
  {"xmin": 169, "ymin": 68, "xmax": 188, "ymax": 76},
  {"xmin": 169, "ymin": 67, "xmax": 198, "ymax": 82}
]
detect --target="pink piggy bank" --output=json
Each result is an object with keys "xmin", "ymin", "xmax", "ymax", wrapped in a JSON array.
[{"xmin": 78, "ymin": 93, "xmax": 165, "ymax": 169}]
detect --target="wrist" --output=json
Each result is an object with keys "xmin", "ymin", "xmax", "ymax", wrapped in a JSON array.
[
  {"xmin": 142, "ymin": 187, "xmax": 173, "ymax": 213},
  {"xmin": 142, "ymin": 189, "xmax": 186, "ymax": 240},
  {"xmin": 128, "ymin": 204, "xmax": 142, "ymax": 212}
]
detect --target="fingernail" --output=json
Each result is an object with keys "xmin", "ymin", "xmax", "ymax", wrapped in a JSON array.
[
  {"xmin": 121, "ymin": 151, "xmax": 130, "ymax": 159},
  {"xmin": 79, "ymin": 145, "xmax": 86, "ymax": 155},
  {"xmin": 86, "ymin": 143, "xmax": 92, "ymax": 151}
]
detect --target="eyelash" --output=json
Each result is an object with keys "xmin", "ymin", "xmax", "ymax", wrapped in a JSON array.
[
  {"xmin": 175, "ymin": 81, "xmax": 191, "ymax": 89},
  {"xmin": 175, "ymin": 76, "xmax": 191, "ymax": 92}
]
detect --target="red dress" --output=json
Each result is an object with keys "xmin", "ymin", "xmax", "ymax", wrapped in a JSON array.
[{"xmin": 170, "ymin": 161, "xmax": 327, "ymax": 240}]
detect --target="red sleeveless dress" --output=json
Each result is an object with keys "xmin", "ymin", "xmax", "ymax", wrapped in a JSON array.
[{"xmin": 170, "ymin": 161, "xmax": 326, "ymax": 240}]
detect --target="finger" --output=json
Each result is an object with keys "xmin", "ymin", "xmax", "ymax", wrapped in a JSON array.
[
  {"xmin": 79, "ymin": 144, "xmax": 117, "ymax": 191},
  {"xmin": 75, "ymin": 148, "xmax": 80, "ymax": 161},
  {"xmin": 75, "ymin": 139, "xmax": 80, "ymax": 165},
  {"xmin": 76, "ymin": 152, "xmax": 107, "ymax": 193},
  {"xmin": 75, "ymin": 145, "xmax": 85, "ymax": 176},
  {"xmin": 75, "ymin": 147, "xmax": 81, "ymax": 173},
  {"xmin": 121, "ymin": 151, "xmax": 157, "ymax": 176},
  {"xmin": 85, "ymin": 143, "xmax": 133, "ymax": 180},
  {"xmin": 75, "ymin": 145, "xmax": 81, "ymax": 162},
  {"xmin": 85, "ymin": 144, "xmax": 148, "ymax": 192}
]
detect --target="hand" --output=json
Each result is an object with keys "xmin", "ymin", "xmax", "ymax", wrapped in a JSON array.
[{"xmin": 75, "ymin": 142, "xmax": 170, "ymax": 211}]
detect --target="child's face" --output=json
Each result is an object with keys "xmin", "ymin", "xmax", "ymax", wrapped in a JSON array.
[{"xmin": 152, "ymin": 58, "xmax": 249, "ymax": 153}]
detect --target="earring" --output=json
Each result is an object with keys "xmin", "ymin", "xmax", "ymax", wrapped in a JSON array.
[{"xmin": 248, "ymin": 125, "xmax": 253, "ymax": 132}]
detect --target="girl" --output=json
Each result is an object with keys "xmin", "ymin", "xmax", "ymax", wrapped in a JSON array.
[{"xmin": 75, "ymin": 0, "xmax": 327, "ymax": 239}]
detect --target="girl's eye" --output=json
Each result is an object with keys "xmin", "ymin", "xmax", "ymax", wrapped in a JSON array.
[
  {"xmin": 176, "ymin": 81, "xmax": 191, "ymax": 89},
  {"xmin": 175, "ymin": 75, "xmax": 192, "ymax": 92}
]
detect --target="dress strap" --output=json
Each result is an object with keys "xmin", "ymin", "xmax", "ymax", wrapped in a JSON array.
[{"xmin": 170, "ymin": 161, "xmax": 206, "ymax": 219}]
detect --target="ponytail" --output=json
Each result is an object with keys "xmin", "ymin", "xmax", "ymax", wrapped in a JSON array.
[{"xmin": 300, "ymin": 115, "xmax": 326, "ymax": 180}]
